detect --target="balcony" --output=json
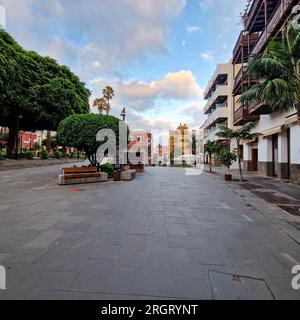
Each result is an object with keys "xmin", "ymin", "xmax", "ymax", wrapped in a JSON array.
[
  {"xmin": 233, "ymin": 31, "xmax": 260, "ymax": 64},
  {"xmin": 204, "ymin": 107, "xmax": 228, "ymax": 129},
  {"xmin": 233, "ymin": 105, "xmax": 259, "ymax": 126},
  {"xmin": 233, "ymin": 67, "xmax": 257, "ymax": 96},
  {"xmin": 204, "ymin": 85, "xmax": 228, "ymax": 114},
  {"xmin": 204, "ymin": 64, "xmax": 229, "ymax": 99},
  {"xmin": 248, "ymin": 101, "xmax": 272, "ymax": 115},
  {"xmin": 244, "ymin": 0, "xmax": 281, "ymax": 33},
  {"xmin": 252, "ymin": 0, "xmax": 295, "ymax": 54}
]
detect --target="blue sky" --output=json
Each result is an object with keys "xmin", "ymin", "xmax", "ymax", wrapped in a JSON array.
[{"xmin": 1, "ymin": 0, "xmax": 246, "ymax": 131}]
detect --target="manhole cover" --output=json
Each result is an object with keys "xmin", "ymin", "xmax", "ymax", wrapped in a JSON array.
[{"xmin": 209, "ymin": 271, "xmax": 275, "ymax": 300}]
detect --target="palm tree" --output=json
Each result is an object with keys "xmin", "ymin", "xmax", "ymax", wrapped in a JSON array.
[
  {"xmin": 216, "ymin": 123, "xmax": 260, "ymax": 181},
  {"xmin": 204, "ymin": 140, "xmax": 221, "ymax": 173},
  {"xmin": 240, "ymin": 23, "xmax": 300, "ymax": 115},
  {"xmin": 102, "ymin": 86, "xmax": 115, "ymax": 115},
  {"xmin": 93, "ymin": 98, "xmax": 107, "ymax": 115}
]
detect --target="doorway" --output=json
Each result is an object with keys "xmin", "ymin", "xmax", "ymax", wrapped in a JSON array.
[
  {"xmin": 272, "ymin": 134, "xmax": 279, "ymax": 177},
  {"xmin": 250, "ymin": 148, "xmax": 258, "ymax": 171},
  {"xmin": 287, "ymin": 128, "xmax": 291, "ymax": 179}
]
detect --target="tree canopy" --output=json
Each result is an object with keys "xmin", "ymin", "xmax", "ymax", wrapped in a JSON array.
[
  {"xmin": 0, "ymin": 29, "xmax": 91, "ymax": 155},
  {"xmin": 58, "ymin": 114, "xmax": 128, "ymax": 166},
  {"xmin": 240, "ymin": 23, "xmax": 300, "ymax": 113}
]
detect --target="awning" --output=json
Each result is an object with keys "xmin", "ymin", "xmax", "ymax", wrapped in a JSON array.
[
  {"xmin": 241, "ymin": 138, "xmax": 257, "ymax": 144},
  {"xmin": 261, "ymin": 126, "xmax": 282, "ymax": 138},
  {"xmin": 284, "ymin": 114, "xmax": 299, "ymax": 126}
]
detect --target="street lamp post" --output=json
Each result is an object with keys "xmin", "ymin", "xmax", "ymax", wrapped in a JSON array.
[
  {"xmin": 120, "ymin": 108, "xmax": 126, "ymax": 122},
  {"xmin": 120, "ymin": 108, "xmax": 126, "ymax": 171}
]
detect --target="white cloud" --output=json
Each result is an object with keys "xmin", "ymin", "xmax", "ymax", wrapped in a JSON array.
[
  {"xmin": 200, "ymin": 51, "xmax": 214, "ymax": 62},
  {"xmin": 179, "ymin": 102, "xmax": 204, "ymax": 114},
  {"xmin": 2, "ymin": 0, "xmax": 187, "ymax": 79},
  {"xmin": 116, "ymin": 70, "xmax": 203, "ymax": 101},
  {"xmin": 186, "ymin": 25, "xmax": 202, "ymax": 33}
]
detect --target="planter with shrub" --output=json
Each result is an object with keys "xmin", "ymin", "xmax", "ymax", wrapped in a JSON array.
[
  {"xmin": 40, "ymin": 150, "xmax": 49, "ymax": 160},
  {"xmin": 54, "ymin": 151, "xmax": 62, "ymax": 159},
  {"xmin": 0, "ymin": 151, "xmax": 5, "ymax": 160},
  {"xmin": 24, "ymin": 150, "xmax": 35, "ymax": 160},
  {"xmin": 100, "ymin": 163, "xmax": 115, "ymax": 179},
  {"xmin": 218, "ymin": 148, "xmax": 237, "ymax": 182}
]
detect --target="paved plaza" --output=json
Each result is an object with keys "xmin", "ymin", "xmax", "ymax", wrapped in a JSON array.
[{"xmin": 0, "ymin": 165, "xmax": 300, "ymax": 300}]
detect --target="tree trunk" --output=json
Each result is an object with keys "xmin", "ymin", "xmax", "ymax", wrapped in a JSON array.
[
  {"xmin": 209, "ymin": 154, "xmax": 212, "ymax": 173},
  {"xmin": 46, "ymin": 131, "xmax": 51, "ymax": 153},
  {"xmin": 6, "ymin": 125, "xmax": 18, "ymax": 158},
  {"xmin": 238, "ymin": 157, "xmax": 243, "ymax": 182}
]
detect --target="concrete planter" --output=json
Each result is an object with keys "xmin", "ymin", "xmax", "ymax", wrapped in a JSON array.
[
  {"xmin": 132, "ymin": 164, "xmax": 144, "ymax": 173},
  {"xmin": 224, "ymin": 174, "xmax": 232, "ymax": 181},
  {"xmin": 113, "ymin": 170, "xmax": 121, "ymax": 181}
]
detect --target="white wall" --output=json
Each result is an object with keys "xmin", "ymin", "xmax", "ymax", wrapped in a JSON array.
[
  {"xmin": 278, "ymin": 131, "xmax": 288, "ymax": 163},
  {"xmin": 258, "ymin": 136, "xmax": 272, "ymax": 162},
  {"xmin": 291, "ymin": 124, "xmax": 300, "ymax": 164},
  {"xmin": 252, "ymin": 109, "xmax": 295, "ymax": 133},
  {"xmin": 0, "ymin": 5, "xmax": 6, "ymax": 29}
]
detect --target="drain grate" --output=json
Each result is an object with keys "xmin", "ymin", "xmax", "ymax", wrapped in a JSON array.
[{"xmin": 278, "ymin": 205, "xmax": 300, "ymax": 217}]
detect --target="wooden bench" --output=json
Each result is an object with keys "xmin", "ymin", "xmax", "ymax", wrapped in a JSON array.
[{"xmin": 58, "ymin": 167, "xmax": 108, "ymax": 185}]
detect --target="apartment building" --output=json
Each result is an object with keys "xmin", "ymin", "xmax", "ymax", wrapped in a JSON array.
[
  {"xmin": 232, "ymin": 0, "xmax": 300, "ymax": 184},
  {"xmin": 169, "ymin": 123, "xmax": 192, "ymax": 165},
  {"xmin": 128, "ymin": 131, "xmax": 152, "ymax": 165},
  {"xmin": 203, "ymin": 62, "xmax": 234, "ymax": 145}
]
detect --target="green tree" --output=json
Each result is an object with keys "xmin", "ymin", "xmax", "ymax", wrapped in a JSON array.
[
  {"xmin": 204, "ymin": 140, "xmax": 221, "ymax": 173},
  {"xmin": 93, "ymin": 97, "xmax": 107, "ymax": 115},
  {"xmin": 216, "ymin": 123, "xmax": 259, "ymax": 181},
  {"xmin": 0, "ymin": 29, "xmax": 90, "ymax": 157},
  {"xmin": 219, "ymin": 148, "xmax": 237, "ymax": 176},
  {"xmin": 58, "ymin": 114, "xmax": 128, "ymax": 166},
  {"xmin": 240, "ymin": 23, "xmax": 300, "ymax": 114},
  {"xmin": 102, "ymin": 86, "xmax": 115, "ymax": 115}
]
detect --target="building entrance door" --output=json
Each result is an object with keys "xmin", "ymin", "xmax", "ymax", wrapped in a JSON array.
[
  {"xmin": 251, "ymin": 148, "xmax": 258, "ymax": 171},
  {"xmin": 272, "ymin": 134, "xmax": 279, "ymax": 177},
  {"xmin": 287, "ymin": 128, "xmax": 291, "ymax": 179}
]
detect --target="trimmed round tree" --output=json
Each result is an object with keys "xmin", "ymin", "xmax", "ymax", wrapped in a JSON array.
[{"xmin": 58, "ymin": 114, "xmax": 127, "ymax": 166}]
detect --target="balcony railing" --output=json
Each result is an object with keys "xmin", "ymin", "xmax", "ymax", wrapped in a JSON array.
[
  {"xmin": 244, "ymin": 0, "xmax": 262, "ymax": 31},
  {"xmin": 205, "ymin": 107, "xmax": 228, "ymax": 128},
  {"xmin": 233, "ymin": 105, "xmax": 259, "ymax": 126},
  {"xmin": 252, "ymin": 0, "xmax": 295, "ymax": 54},
  {"xmin": 233, "ymin": 31, "xmax": 260, "ymax": 63},
  {"xmin": 234, "ymin": 66, "xmax": 248, "ymax": 88},
  {"xmin": 204, "ymin": 85, "xmax": 228, "ymax": 114},
  {"xmin": 248, "ymin": 101, "xmax": 272, "ymax": 115}
]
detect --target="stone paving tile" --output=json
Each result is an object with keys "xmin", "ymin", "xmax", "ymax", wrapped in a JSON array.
[
  {"xmin": 26, "ymin": 289, "xmax": 74, "ymax": 300},
  {"xmin": 0, "ymin": 165, "xmax": 300, "ymax": 300},
  {"xmin": 25, "ymin": 230, "xmax": 63, "ymax": 249},
  {"xmin": 35, "ymin": 270, "xmax": 78, "ymax": 291}
]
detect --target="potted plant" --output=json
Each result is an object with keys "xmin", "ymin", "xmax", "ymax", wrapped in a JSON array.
[
  {"xmin": 218, "ymin": 148, "xmax": 237, "ymax": 181},
  {"xmin": 113, "ymin": 169, "xmax": 121, "ymax": 181}
]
